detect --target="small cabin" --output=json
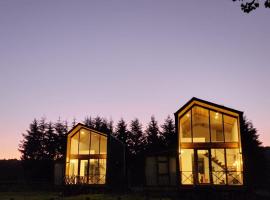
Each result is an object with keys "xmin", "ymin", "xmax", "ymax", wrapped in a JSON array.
[{"xmin": 65, "ymin": 123, "xmax": 125, "ymax": 187}]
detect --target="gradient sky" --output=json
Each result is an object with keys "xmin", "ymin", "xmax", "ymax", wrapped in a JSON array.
[{"xmin": 0, "ymin": 0, "xmax": 269, "ymax": 159}]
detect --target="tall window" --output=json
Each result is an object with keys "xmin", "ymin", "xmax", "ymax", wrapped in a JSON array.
[
  {"xmin": 211, "ymin": 149, "xmax": 226, "ymax": 185},
  {"xmin": 180, "ymin": 111, "xmax": 192, "ymax": 143},
  {"xmin": 210, "ymin": 111, "xmax": 224, "ymax": 142},
  {"xmin": 100, "ymin": 136, "xmax": 107, "ymax": 155},
  {"xmin": 224, "ymin": 115, "xmax": 239, "ymax": 142},
  {"xmin": 192, "ymin": 106, "xmax": 210, "ymax": 142},
  {"xmin": 180, "ymin": 149, "xmax": 194, "ymax": 185},
  {"xmin": 90, "ymin": 132, "xmax": 100, "ymax": 154},
  {"xmin": 70, "ymin": 132, "xmax": 79, "ymax": 155},
  {"xmin": 226, "ymin": 149, "xmax": 243, "ymax": 185},
  {"xmin": 79, "ymin": 129, "xmax": 90, "ymax": 155}
]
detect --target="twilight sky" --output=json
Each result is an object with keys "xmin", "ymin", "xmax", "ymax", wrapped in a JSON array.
[{"xmin": 0, "ymin": 0, "xmax": 269, "ymax": 159}]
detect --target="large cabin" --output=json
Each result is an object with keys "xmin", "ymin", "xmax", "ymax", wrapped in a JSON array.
[
  {"xmin": 145, "ymin": 98, "xmax": 244, "ymax": 187},
  {"xmin": 177, "ymin": 98, "xmax": 244, "ymax": 186}
]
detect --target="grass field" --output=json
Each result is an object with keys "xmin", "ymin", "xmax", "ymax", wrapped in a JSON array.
[{"xmin": 0, "ymin": 192, "xmax": 162, "ymax": 200}]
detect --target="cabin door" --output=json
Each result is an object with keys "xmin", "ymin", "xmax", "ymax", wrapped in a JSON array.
[
  {"xmin": 79, "ymin": 159, "xmax": 88, "ymax": 183},
  {"xmin": 195, "ymin": 149, "xmax": 211, "ymax": 184}
]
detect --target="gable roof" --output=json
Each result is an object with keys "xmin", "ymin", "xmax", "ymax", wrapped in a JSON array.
[
  {"xmin": 174, "ymin": 97, "xmax": 243, "ymax": 117},
  {"xmin": 67, "ymin": 123, "xmax": 107, "ymax": 138}
]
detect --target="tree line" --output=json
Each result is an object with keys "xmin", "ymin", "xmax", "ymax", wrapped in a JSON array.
[
  {"xmin": 18, "ymin": 115, "xmax": 267, "ymax": 188},
  {"xmin": 19, "ymin": 115, "xmax": 176, "ymax": 161}
]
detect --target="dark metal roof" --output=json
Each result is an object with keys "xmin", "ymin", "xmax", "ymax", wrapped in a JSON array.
[
  {"xmin": 66, "ymin": 123, "xmax": 107, "ymax": 137},
  {"xmin": 174, "ymin": 97, "xmax": 243, "ymax": 116}
]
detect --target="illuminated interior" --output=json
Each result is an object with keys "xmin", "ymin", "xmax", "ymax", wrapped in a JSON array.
[
  {"xmin": 178, "ymin": 100, "xmax": 243, "ymax": 186},
  {"xmin": 65, "ymin": 125, "xmax": 107, "ymax": 184}
]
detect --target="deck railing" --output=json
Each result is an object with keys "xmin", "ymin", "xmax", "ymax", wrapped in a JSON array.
[{"xmin": 64, "ymin": 174, "xmax": 106, "ymax": 185}]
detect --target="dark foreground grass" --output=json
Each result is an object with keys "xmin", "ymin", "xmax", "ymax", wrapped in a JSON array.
[{"xmin": 0, "ymin": 192, "xmax": 169, "ymax": 200}]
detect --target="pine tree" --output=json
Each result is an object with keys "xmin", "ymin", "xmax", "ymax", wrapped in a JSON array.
[
  {"xmin": 19, "ymin": 119, "xmax": 43, "ymax": 160},
  {"xmin": 83, "ymin": 116, "xmax": 94, "ymax": 128},
  {"xmin": 44, "ymin": 121, "xmax": 56, "ymax": 160},
  {"xmin": 100, "ymin": 118, "xmax": 110, "ymax": 133},
  {"xmin": 115, "ymin": 118, "xmax": 128, "ymax": 144},
  {"xmin": 38, "ymin": 117, "xmax": 48, "ymax": 159},
  {"xmin": 91, "ymin": 116, "xmax": 113, "ymax": 134},
  {"xmin": 127, "ymin": 118, "xmax": 145, "ymax": 155},
  {"xmin": 241, "ymin": 116, "xmax": 266, "ymax": 188},
  {"xmin": 71, "ymin": 117, "xmax": 77, "ymax": 128},
  {"xmin": 54, "ymin": 119, "xmax": 68, "ymax": 160},
  {"xmin": 107, "ymin": 119, "xmax": 114, "ymax": 134},
  {"xmin": 93, "ymin": 116, "xmax": 103, "ymax": 131},
  {"xmin": 145, "ymin": 116, "xmax": 161, "ymax": 152},
  {"xmin": 160, "ymin": 115, "xmax": 176, "ymax": 149}
]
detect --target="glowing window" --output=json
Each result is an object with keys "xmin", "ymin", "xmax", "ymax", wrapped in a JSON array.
[
  {"xmin": 224, "ymin": 115, "xmax": 239, "ymax": 142},
  {"xmin": 192, "ymin": 106, "xmax": 210, "ymax": 142},
  {"xmin": 90, "ymin": 132, "xmax": 100, "ymax": 154},
  {"xmin": 210, "ymin": 111, "xmax": 224, "ymax": 142},
  {"xmin": 79, "ymin": 129, "xmax": 90, "ymax": 155},
  {"xmin": 100, "ymin": 135, "xmax": 107, "ymax": 154},
  {"xmin": 180, "ymin": 111, "xmax": 192, "ymax": 143},
  {"xmin": 180, "ymin": 149, "xmax": 194, "ymax": 185},
  {"xmin": 70, "ymin": 132, "xmax": 79, "ymax": 155}
]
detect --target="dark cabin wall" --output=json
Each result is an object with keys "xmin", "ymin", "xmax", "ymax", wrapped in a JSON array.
[
  {"xmin": 106, "ymin": 135, "xmax": 126, "ymax": 189},
  {"xmin": 145, "ymin": 155, "xmax": 177, "ymax": 187}
]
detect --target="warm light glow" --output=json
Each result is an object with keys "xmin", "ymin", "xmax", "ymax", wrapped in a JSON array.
[
  {"xmin": 66, "ymin": 127, "xmax": 107, "ymax": 185},
  {"xmin": 178, "ymin": 101, "xmax": 243, "ymax": 186},
  {"xmin": 90, "ymin": 150, "xmax": 95, "ymax": 154}
]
